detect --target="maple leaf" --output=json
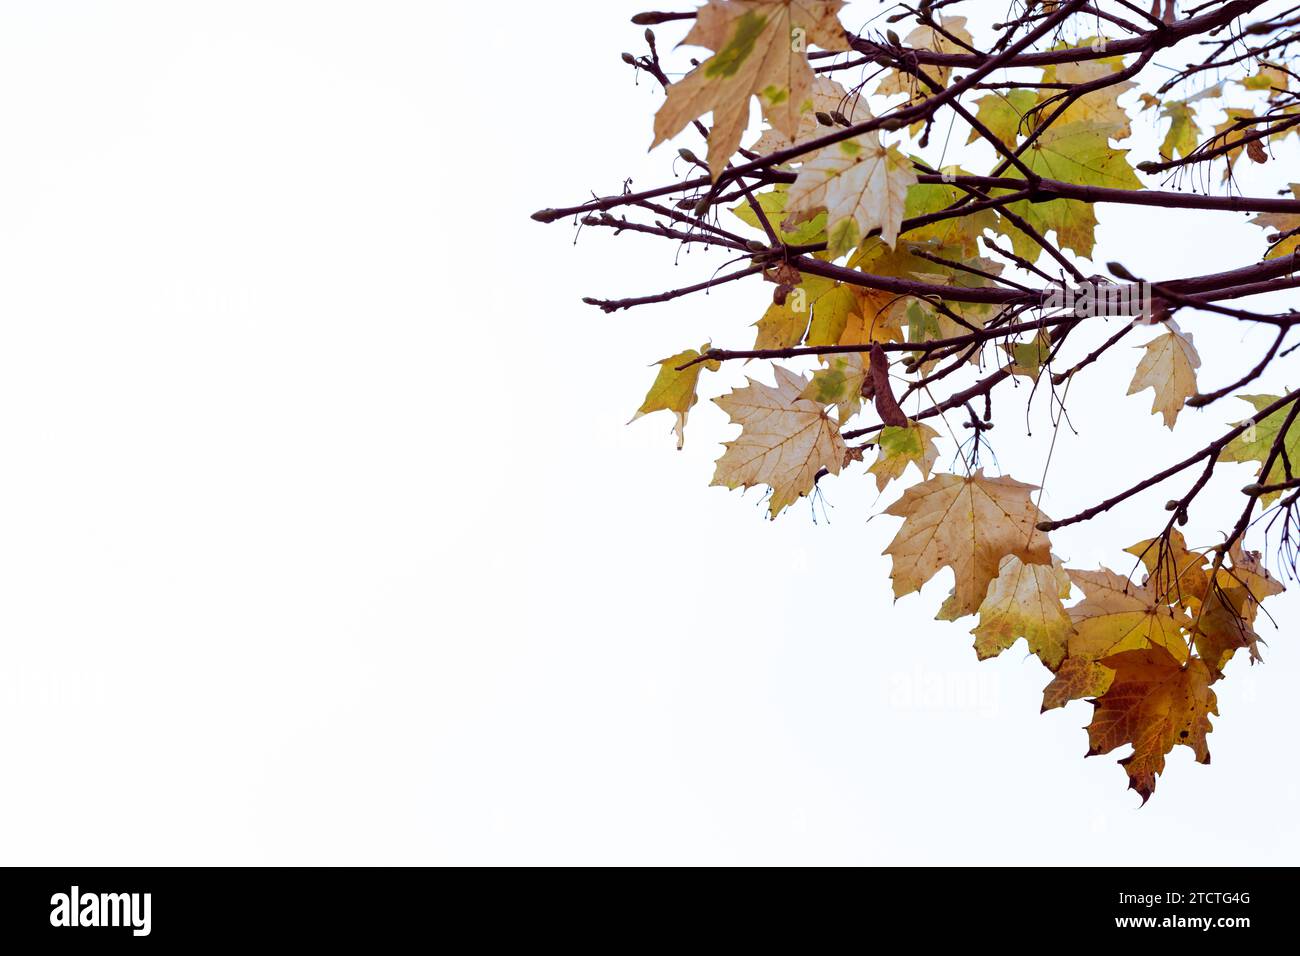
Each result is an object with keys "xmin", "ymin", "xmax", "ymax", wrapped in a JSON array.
[
  {"xmin": 1064, "ymin": 568, "xmax": 1191, "ymax": 663},
  {"xmin": 731, "ymin": 185, "xmax": 827, "ymax": 246},
  {"xmin": 751, "ymin": 273, "xmax": 858, "ymax": 350},
  {"xmin": 1249, "ymin": 183, "xmax": 1300, "ymax": 260},
  {"xmin": 1221, "ymin": 394, "xmax": 1300, "ymax": 505},
  {"xmin": 1194, "ymin": 586, "xmax": 1262, "ymax": 679},
  {"xmin": 966, "ymin": 89, "xmax": 1038, "ymax": 147},
  {"xmin": 712, "ymin": 365, "xmax": 846, "ymax": 517},
  {"xmin": 1085, "ymin": 646, "xmax": 1216, "ymax": 803},
  {"xmin": 1126, "ymin": 320, "xmax": 1200, "ymax": 428},
  {"xmin": 1046, "ymin": 53, "xmax": 1137, "ymax": 139},
  {"xmin": 785, "ymin": 132, "xmax": 919, "ymax": 253},
  {"xmin": 883, "ymin": 471, "xmax": 1051, "ymax": 620},
  {"xmin": 834, "ymin": 293, "xmax": 906, "ymax": 350},
  {"xmin": 651, "ymin": 0, "xmax": 850, "ymax": 178},
  {"xmin": 1238, "ymin": 62, "xmax": 1291, "ymax": 93},
  {"xmin": 1117, "ymin": 532, "xmax": 1279, "ymax": 680},
  {"xmin": 1043, "ymin": 567, "xmax": 1191, "ymax": 710},
  {"xmin": 972, "ymin": 554, "xmax": 1074, "ymax": 668},
  {"xmin": 895, "ymin": 166, "xmax": 1002, "ymax": 258},
  {"xmin": 999, "ymin": 121, "xmax": 1142, "ymax": 261},
  {"xmin": 631, "ymin": 345, "xmax": 720, "ymax": 449},
  {"xmin": 1222, "ymin": 543, "xmax": 1286, "ymax": 610},
  {"xmin": 877, "ymin": 17, "xmax": 973, "ymax": 95},
  {"xmin": 1123, "ymin": 529, "xmax": 1209, "ymax": 610},
  {"xmin": 1193, "ymin": 545, "xmax": 1285, "ymax": 677},
  {"xmin": 867, "ymin": 422, "xmax": 940, "ymax": 491},
  {"xmin": 801, "ymin": 351, "xmax": 866, "ymax": 423},
  {"xmin": 1003, "ymin": 329, "xmax": 1053, "ymax": 382},
  {"xmin": 848, "ymin": 175, "xmax": 1000, "ymax": 284},
  {"xmin": 1270, "ymin": 104, "xmax": 1300, "ymax": 143},
  {"xmin": 842, "ymin": 199, "xmax": 1001, "ymax": 356},
  {"xmin": 1153, "ymin": 86, "xmax": 1221, "ymax": 160},
  {"xmin": 750, "ymin": 75, "xmax": 866, "ymax": 156},
  {"xmin": 1042, "ymin": 656, "xmax": 1114, "ymax": 713},
  {"xmin": 1160, "ymin": 102, "xmax": 1198, "ymax": 160},
  {"xmin": 902, "ymin": 258, "xmax": 1007, "ymax": 370}
]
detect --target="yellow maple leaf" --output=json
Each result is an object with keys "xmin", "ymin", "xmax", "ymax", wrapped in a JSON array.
[
  {"xmin": 896, "ymin": 168, "xmax": 1002, "ymax": 258},
  {"xmin": 1154, "ymin": 86, "xmax": 1222, "ymax": 160},
  {"xmin": 1049, "ymin": 55, "xmax": 1136, "ymax": 139},
  {"xmin": 1238, "ymin": 62, "xmax": 1291, "ymax": 93},
  {"xmin": 1041, "ymin": 656, "xmax": 1113, "ymax": 712},
  {"xmin": 883, "ymin": 471, "xmax": 1051, "ymax": 620},
  {"xmin": 1126, "ymin": 320, "xmax": 1200, "ymax": 429},
  {"xmin": 1193, "ymin": 544, "xmax": 1285, "ymax": 677},
  {"xmin": 836, "ymin": 294, "xmax": 906, "ymax": 351},
  {"xmin": 1220, "ymin": 394, "xmax": 1300, "ymax": 505},
  {"xmin": 972, "ymin": 554, "xmax": 1074, "ymax": 668},
  {"xmin": 1123, "ymin": 529, "xmax": 1209, "ymax": 610},
  {"xmin": 631, "ymin": 344, "xmax": 720, "ymax": 449},
  {"xmin": 1065, "ymin": 568, "xmax": 1191, "ymax": 662},
  {"xmin": 1161, "ymin": 102, "xmax": 1197, "ymax": 159},
  {"xmin": 877, "ymin": 17, "xmax": 973, "ymax": 95},
  {"xmin": 711, "ymin": 365, "xmax": 846, "ymax": 517},
  {"xmin": 1249, "ymin": 183, "xmax": 1300, "ymax": 260},
  {"xmin": 1003, "ymin": 329, "xmax": 1053, "ymax": 382},
  {"xmin": 1043, "ymin": 568, "xmax": 1191, "ymax": 710},
  {"xmin": 652, "ymin": 0, "xmax": 850, "ymax": 178},
  {"xmin": 752, "ymin": 273, "xmax": 856, "ymax": 350}
]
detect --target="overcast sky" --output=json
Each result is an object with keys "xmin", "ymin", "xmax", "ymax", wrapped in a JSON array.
[{"xmin": 0, "ymin": 0, "xmax": 1296, "ymax": 864}]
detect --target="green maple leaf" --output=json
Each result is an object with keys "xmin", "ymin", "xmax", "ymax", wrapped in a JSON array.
[
  {"xmin": 998, "ymin": 121, "xmax": 1143, "ymax": 261},
  {"xmin": 631, "ymin": 344, "xmax": 719, "ymax": 449},
  {"xmin": 730, "ymin": 185, "xmax": 827, "ymax": 246},
  {"xmin": 1221, "ymin": 394, "xmax": 1300, "ymax": 503},
  {"xmin": 965, "ymin": 89, "xmax": 1038, "ymax": 148}
]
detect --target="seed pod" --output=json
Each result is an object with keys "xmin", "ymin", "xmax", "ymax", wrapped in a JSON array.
[
  {"xmin": 869, "ymin": 344, "xmax": 909, "ymax": 428},
  {"xmin": 772, "ymin": 262, "xmax": 802, "ymax": 287}
]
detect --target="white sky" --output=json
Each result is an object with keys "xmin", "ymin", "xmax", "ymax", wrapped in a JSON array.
[{"xmin": 0, "ymin": 0, "xmax": 1296, "ymax": 865}]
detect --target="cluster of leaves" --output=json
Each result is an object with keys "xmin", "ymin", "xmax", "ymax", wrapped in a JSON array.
[{"xmin": 537, "ymin": 0, "xmax": 1300, "ymax": 801}]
